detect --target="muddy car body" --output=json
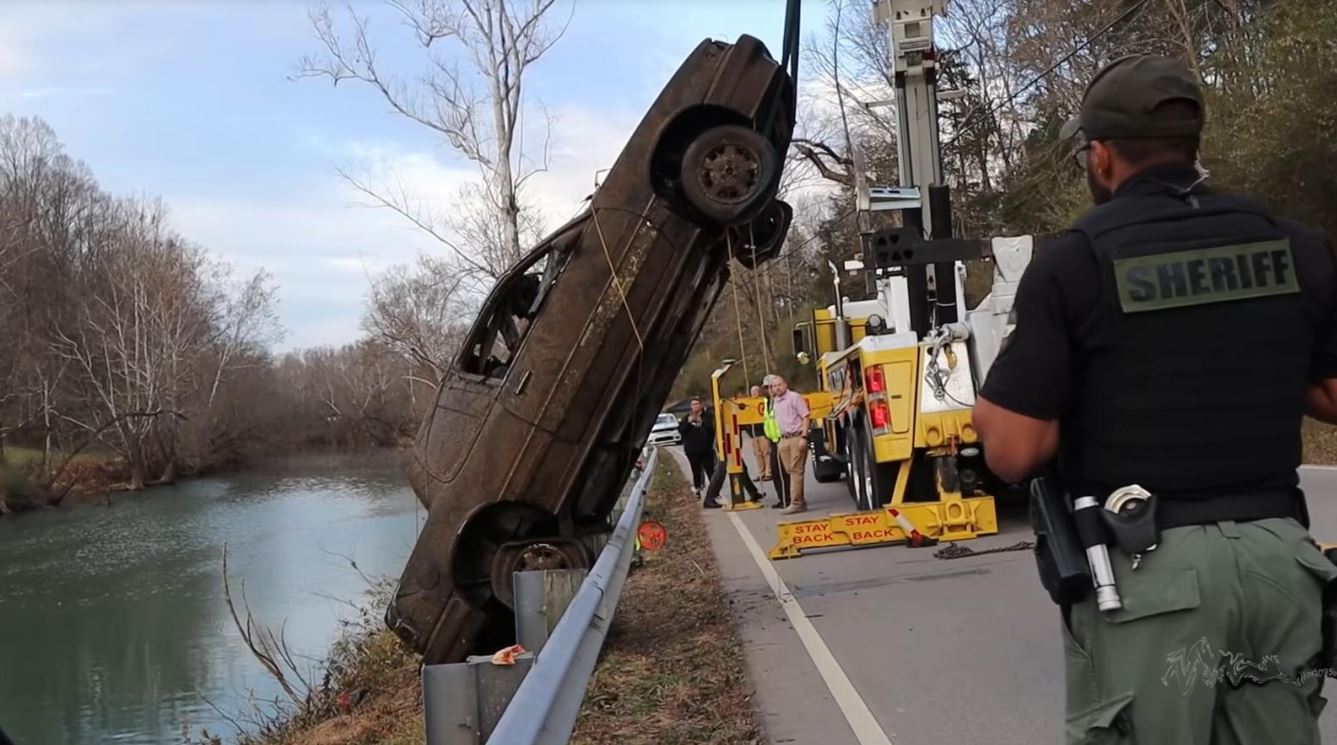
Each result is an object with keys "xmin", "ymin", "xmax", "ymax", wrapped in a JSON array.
[{"xmin": 387, "ymin": 34, "xmax": 796, "ymax": 664}]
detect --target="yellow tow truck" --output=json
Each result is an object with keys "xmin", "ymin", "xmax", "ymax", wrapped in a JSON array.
[{"xmin": 766, "ymin": 0, "xmax": 1039, "ymax": 560}]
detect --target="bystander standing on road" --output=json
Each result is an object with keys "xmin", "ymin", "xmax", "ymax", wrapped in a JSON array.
[
  {"xmin": 762, "ymin": 375, "xmax": 790, "ymax": 509},
  {"xmin": 747, "ymin": 384, "xmax": 772, "ymax": 481},
  {"xmin": 700, "ymin": 389, "xmax": 765, "ymax": 508},
  {"xmin": 770, "ymin": 375, "xmax": 811, "ymax": 515},
  {"xmin": 679, "ymin": 397, "xmax": 716, "ymax": 494}
]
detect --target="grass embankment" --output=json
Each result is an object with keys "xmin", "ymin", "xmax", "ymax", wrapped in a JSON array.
[
  {"xmin": 570, "ymin": 457, "xmax": 763, "ymax": 745},
  {"xmin": 224, "ymin": 454, "xmax": 761, "ymax": 745}
]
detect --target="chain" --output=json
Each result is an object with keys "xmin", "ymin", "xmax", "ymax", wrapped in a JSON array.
[{"xmin": 933, "ymin": 540, "xmax": 1035, "ymax": 560}]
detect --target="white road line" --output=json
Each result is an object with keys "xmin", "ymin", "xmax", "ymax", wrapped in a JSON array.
[{"xmin": 726, "ymin": 510, "xmax": 896, "ymax": 745}]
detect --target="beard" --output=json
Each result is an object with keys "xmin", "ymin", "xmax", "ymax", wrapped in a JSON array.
[{"xmin": 1086, "ymin": 167, "xmax": 1113, "ymax": 205}]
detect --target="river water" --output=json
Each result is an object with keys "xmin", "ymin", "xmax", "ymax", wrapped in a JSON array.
[{"xmin": 0, "ymin": 451, "xmax": 423, "ymax": 745}]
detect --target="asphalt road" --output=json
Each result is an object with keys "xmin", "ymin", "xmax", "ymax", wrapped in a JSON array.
[{"xmin": 670, "ymin": 447, "xmax": 1337, "ymax": 745}]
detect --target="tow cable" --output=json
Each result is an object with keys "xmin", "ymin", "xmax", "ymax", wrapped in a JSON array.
[{"xmin": 934, "ymin": 540, "xmax": 1035, "ymax": 560}]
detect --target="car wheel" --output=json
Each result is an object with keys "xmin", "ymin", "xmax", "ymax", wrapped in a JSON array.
[
  {"xmin": 490, "ymin": 538, "xmax": 593, "ymax": 609},
  {"xmin": 680, "ymin": 125, "xmax": 779, "ymax": 227}
]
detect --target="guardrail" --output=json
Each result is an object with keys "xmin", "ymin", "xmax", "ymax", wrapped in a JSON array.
[{"xmin": 423, "ymin": 445, "xmax": 658, "ymax": 745}]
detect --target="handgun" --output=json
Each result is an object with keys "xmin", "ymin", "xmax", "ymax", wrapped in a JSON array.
[{"xmin": 1028, "ymin": 474, "xmax": 1092, "ymax": 606}]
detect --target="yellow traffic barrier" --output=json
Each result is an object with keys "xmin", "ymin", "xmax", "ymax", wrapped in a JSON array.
[{"xmin": 768, "ymin": 497, "xmax": 998, "ymax": 560}]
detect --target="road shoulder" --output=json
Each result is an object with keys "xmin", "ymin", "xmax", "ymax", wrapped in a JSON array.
[{"xmin": 669, "ymin": 448, "xmax": 862, "ymax": 745}]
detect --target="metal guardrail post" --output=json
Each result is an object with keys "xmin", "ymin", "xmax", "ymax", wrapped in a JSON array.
[
  {"xmin": 422, "ymin": 445, "xmax": 657, "ymax": 745},
  {"xmin": 515, "ymin": 569, "xmax": 587, "ymax": 655},
  {"xmin": 423, "ymin": 653, "xmax": 535, "ymax": 745}
]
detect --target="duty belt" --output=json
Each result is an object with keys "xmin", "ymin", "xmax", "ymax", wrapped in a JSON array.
[{"xmin": 1155, "ymin": 488, "xmax": 1308, "ymax": 530}]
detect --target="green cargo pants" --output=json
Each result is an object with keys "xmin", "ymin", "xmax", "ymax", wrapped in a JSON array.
[{"xmin": 1063, "ymin": 517, "xmax": 1337, "ymax": 744}]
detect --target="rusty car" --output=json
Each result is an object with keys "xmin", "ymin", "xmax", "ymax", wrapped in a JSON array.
[{"xmin": 386, "ymin": 33, "xmax": 797, "ymax": 664}]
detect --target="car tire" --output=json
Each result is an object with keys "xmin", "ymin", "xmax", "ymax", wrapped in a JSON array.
[
  {"xmin": 680, "ymin": 125, "xmax": 779, "ymax": 227},
  {"xmin": 731, "ymin": 200, "xmax": 792, "ymax": 268}
]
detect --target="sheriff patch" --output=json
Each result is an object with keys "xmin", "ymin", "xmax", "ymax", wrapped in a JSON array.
[{"xmin": 1113, "ymin": 239, "xmax": 1298, "ymax": 313}]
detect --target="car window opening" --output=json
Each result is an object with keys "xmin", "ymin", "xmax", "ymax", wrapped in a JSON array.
[{"xmin": 460, "ymin": 241, "xmax": 574, "ymax": 380}]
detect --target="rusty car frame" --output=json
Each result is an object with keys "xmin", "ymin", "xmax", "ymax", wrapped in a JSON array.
[{"xmin": 386, "ymin": 33, "xmax": 797, "ymax": 664}]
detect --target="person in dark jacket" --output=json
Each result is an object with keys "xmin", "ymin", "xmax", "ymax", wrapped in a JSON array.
[{"xmin": 679, "ymin": 398, "xmax": 716, "ymax": 493}]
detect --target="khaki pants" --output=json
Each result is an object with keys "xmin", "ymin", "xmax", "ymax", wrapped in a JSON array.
[
  {"xmin": 777, "ymin": 436, "xmax": 808, "ymax": 507},
  {"xmin": 752, "ymin": 436, "xmax": 772, "ymax": 479},
  {"xmin": 1062, "ymin": 516, "xmax": 1337, "ymax": 744}
]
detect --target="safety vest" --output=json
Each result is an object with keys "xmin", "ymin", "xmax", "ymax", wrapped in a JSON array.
[
  {"xmin": 763, "ymin": 398, "xmax": 781, "ymax": 443},
  {"xmin": 1063, "ymin": 166, "xmax": 1320, "ymax": 501}
]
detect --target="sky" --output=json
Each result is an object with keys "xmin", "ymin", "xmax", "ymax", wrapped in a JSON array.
[{"xmin": 0, "ymin": 0, "xmax": 829, "ymax": 352}]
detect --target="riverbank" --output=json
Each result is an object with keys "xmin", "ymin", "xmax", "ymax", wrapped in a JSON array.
[
  {"xmin": 0, "ymin": 446, "xmax": 127, "ymax": 513},
  {"xmin": 0, "ymin": 444, "xmax": 411, "ymax": 517},
  {"xmin": 223, "ymin": 453, "xmax": 762, "ymax": 745}
]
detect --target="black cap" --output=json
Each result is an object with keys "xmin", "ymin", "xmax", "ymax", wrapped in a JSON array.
[{"xmin": 1061, "ymin": 55, "xmax": 1204, "ymax": 142}]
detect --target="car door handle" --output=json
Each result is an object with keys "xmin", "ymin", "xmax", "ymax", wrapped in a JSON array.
[{"xmin": 513, "ymin": 369, "xmax": 532, "ymax": 396}]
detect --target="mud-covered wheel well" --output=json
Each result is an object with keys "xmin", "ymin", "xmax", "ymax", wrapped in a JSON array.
[
  {"xmin": 651, "ymin": 105, "xmax": 753, "ymax": 206},
  {"xmin": 451, "ymin": 501, "xmax": 559, "ymax": 606}
]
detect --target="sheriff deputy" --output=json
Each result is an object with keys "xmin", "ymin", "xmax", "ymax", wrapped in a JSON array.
[{"xmin": 973, "ymin": 54, "xmax": 1337, "ymax": 744}]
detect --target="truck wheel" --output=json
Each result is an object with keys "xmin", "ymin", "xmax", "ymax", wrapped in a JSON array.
[
  {"xmin": 680, "ymin": 125, "xmax": 778, "ymax": 227},
  {"xmin": 860, "ymin": 414, "xmax": 896, "ymax": 509},
  {"xmin": 843, "ymin": 422, "xmax": 860, "ymax": 503}
]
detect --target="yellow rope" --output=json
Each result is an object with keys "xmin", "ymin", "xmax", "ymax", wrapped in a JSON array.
[
  {"xmin": 749, "ymin": 223, "xmax": 772, "ymax": 374},
  {"xmin": 591, "ymin": 206, "xmax": 645, "ymax": 352},
  {"xmin": 725, "ymin": 229, "xmax": 751, "ymax": 384}
]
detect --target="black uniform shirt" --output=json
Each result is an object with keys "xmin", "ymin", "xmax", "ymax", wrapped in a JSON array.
[{"xmin": 980, "ymin": 164, "xmax": 1337, "ymax": 487}]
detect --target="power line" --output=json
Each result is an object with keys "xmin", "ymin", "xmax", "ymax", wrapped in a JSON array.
[{"xmin": 940, "ymin": 0, "xmax": 1156, "ymax": 150}]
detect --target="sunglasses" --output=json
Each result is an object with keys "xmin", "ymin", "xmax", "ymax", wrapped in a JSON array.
[{"xmin": 1072, "ymin": 140, "xmax": 1092, "ymax": 171}]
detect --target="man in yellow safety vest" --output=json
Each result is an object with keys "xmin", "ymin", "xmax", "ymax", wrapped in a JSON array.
[{"xmin": 762, "ymin": 374, "xmax": 790, "ymax": 509}]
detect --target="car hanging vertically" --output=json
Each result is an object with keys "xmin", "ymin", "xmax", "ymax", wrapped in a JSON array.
[{"xmin": 386, "ymin": 32, "xmax": 797, "ymax": 665}]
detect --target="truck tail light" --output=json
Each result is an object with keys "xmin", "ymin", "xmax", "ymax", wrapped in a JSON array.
[
  {"xmin": 866, "ymin": 365, "xmax": 885, "ymax": 394},
  {"xmin": 871, "ymin": 400, "xmax": 890, "ymax": 430}
]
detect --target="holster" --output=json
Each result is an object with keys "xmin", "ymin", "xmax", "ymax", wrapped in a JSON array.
[{"xmin": 1028, "ymin": 475, "xmax": 1092, "ymax": 606}]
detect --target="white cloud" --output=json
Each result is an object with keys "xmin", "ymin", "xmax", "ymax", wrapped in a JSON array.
[
  {"xmin": 165, "ymin": 100, "xmax": 634, "ymax": 350},
  {"xmin": 524, "ymin": 104, "xmax": 639, "ymax": 225},
  {"xmin": 168, "ymin": 186, "xmax": 447, "ymax": 351},
  {"xmin": 325, "ymin": 102, "xmax": 639, "ymax": 236}
]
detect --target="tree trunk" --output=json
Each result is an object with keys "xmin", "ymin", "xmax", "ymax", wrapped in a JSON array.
[
  {"xmin": 127, "ymin": 441, "xmax": 147, "ymax": 491},
  {"xmin": 158, "ymin": 459, "xmax": 178, "ymax": 486}
]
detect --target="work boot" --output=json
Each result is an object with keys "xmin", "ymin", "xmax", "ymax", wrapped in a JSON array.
[{"xmin": 780, "ymin": 502, "xmax": 807, "ymax": 515}]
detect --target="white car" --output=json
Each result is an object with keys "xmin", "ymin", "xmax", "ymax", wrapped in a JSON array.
[{"xmin": 647, "ymin": 413, "xmax": 682, "ymax": 446}]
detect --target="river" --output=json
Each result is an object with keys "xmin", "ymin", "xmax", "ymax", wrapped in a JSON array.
[{"xmin": 0, "ymin": 451, "xmax": 423, "ymax": 745}]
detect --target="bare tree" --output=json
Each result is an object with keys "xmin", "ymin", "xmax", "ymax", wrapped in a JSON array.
[
  {"xmin": 363, "ymin": 253, "xmax": 471, "ymax": 384},
  {"xmin": 296, "ymin": 0, "xmax": 572, "ymax": 284}
]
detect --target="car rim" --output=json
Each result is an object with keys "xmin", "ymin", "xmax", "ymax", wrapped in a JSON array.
[
  {"xmin": 697, "ymin": 141, "xmax": 760, "ymax": 205},
  {"xmin": 513, "ymin": 543, "xmax": 570, "ymax": 572}
]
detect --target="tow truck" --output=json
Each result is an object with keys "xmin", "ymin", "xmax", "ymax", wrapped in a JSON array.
[{"xmin": 767, "ymin": 0, "xmax": 1044, "ymax": 560}]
